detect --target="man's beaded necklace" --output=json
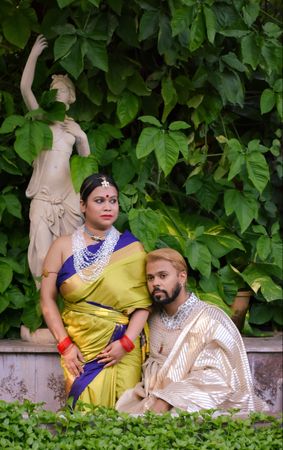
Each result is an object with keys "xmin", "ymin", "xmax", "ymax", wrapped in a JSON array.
[{"xmin": 160, "ymin": 293, "xmax": 200, "ymax": 330}]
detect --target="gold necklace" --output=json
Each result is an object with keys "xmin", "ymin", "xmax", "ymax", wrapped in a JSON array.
[{"xmin": 84, "ymin": 225, "xmax": 105, "ymax": 242}]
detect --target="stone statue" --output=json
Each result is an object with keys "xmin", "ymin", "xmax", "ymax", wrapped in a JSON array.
[{"xmin": 20, "ymin": 35, "xmax": 90, "ymax": 285}]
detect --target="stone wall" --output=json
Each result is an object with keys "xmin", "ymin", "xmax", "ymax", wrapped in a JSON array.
[{"xmin": 0, "ymin": 336, "xmax": 282, "ymax": 412}]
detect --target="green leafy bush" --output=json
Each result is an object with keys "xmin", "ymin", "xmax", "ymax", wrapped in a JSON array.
[
  {"xmin": 0, "ymin": 0, "xmax": 282, "ymax": 337},
  {"xmin": 0, "ymin": 400, "xmax": 282, "ymax": 450}
]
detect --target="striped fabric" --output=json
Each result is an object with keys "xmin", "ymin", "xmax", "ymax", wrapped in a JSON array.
[{"xmin": 116, "ymin": 298, "xmax": 268, "ymax": 414}]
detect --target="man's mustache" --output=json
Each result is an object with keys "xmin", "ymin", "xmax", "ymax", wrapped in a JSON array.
[{"xmin": 152, "ymin": 288, "xmax": 167, "ymax": 296}]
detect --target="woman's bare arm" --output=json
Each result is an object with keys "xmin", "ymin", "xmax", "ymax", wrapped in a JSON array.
[
  {"xmin": 20, "ymin": 34, "xmax": 48, "ymax": 111},
  {"xmin": 40, "ymin": 237, "xmax": 84, "ymax": 377}
]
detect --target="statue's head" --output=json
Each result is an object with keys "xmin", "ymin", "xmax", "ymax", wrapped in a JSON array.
[{"xmin": 50, "ymin": 74, "xmax": 76, "ymax": 108}]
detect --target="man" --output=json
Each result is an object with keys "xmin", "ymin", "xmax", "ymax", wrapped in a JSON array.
[{"xmin": 116, "ymin": 248, "xmax": 267, "ymax": 414}]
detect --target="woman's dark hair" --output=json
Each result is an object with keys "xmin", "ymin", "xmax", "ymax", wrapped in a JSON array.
[{"xmin": 80, "ymin": 173, "xmax": 119, "ymax": 203}]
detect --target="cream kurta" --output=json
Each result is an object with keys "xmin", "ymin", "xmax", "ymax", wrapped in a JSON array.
[{"xmin": 116, "ymin": 295, "xmax": 267, "ymax": 414}]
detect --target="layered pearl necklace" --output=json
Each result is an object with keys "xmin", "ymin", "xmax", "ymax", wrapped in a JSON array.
[{"xmin": 72, "ymin": 225, "xmax": 120, "ymax": 282}]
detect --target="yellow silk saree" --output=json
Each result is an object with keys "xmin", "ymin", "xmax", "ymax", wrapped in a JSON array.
[{"xmin": 56, "ymin": 230, "xmax": 151, "ymax": 407}]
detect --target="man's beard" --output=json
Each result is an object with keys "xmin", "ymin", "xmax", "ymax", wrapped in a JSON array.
[{"xmin": 150, "ymin": 282, "xmax": 182, "ymax": 306}]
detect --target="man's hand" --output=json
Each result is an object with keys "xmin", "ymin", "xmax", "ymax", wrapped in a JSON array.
[
  {"xmin": 150, "ymin": 398, "xmax": 172, "ymax": 413},
  {"xmin": 96, "ymin": 340, "xmax": 127, "ymax": 367}
]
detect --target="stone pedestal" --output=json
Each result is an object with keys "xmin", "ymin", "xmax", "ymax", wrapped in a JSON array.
[{"xmin": 0, "ymin": 335, "xmax": 282, "ymax": 412}]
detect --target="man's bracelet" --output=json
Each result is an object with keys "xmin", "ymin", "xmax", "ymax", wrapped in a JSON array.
[
  {"xmin": 119, "ymin": 334, "xmax": 135, "ymax": 352},
  {"xmin": 57, "ymin": 336, "xmax": 73, "ymax": 354}
]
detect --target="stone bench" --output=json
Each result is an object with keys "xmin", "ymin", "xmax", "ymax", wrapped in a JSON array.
[{"xmin": 0, "ymin": 335, "xmax": 282, "ymax": 412}]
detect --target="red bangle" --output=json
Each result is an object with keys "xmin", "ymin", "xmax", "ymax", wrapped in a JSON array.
[
  {"xmin": 120, "ymin": 334, "xmax": 135, "ymax": 352},
  {"xmin": 57, "ymin": 336, "xmax": 73, "ymax": 355}
]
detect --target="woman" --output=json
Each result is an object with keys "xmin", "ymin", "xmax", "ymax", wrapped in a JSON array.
[
  {"xmin": 40, "ymin": 174, "xmax": 151, "ymax": 408},
  {"xmin": 20, "ymin": 35, "xmax": 90, "ymax": 283}
]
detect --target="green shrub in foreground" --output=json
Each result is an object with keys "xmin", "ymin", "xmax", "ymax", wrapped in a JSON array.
[{"xmin": 0, "ymin": 400, "xmax": 282, "ymax": 450}]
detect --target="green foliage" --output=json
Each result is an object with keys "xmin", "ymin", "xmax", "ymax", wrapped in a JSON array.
[
  {"xmin": 0, "ymin": 400, "xmax": 282, "ymax": 450},
  {"xmin": 0, "ymin": 0, "xmax": 282, "ymax": 336}
]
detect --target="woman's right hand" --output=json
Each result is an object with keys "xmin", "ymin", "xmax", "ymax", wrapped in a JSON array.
[
  {"xmin": 62, "ymin": 344, "xmax": 85, "ymax": 378},
  {"xmin": 31, "ymin": 34, "xmax": 48, "ymax": 57}
]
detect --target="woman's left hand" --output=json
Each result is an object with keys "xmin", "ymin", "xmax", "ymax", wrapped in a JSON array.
[{"xmin": 96, "ymin": 340, "xmax": 127, "ymax": 367}]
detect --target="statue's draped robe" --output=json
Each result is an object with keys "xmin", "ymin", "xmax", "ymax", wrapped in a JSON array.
[
  {"xmin": 116, "ymin": 296, "xmax": 267, "ymax": 413},
  {"xmin": 57, "ymin": 231, "xmax": 151, "ymax": 408}
]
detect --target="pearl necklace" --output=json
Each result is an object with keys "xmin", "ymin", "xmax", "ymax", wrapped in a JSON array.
[{"xmin": 72, "ymin": 225, "xmax": 120, "ymax": 281}]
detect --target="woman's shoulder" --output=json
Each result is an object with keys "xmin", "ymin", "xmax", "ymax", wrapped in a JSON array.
[{"xmin": 46, "ymin": 234, "xmax": 72, "ymax": 260}]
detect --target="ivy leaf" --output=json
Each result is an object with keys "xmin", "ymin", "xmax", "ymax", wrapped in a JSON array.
[
  {"xmin": 0, "ymin": 232, "xmax": 8, "ymax": 256},
  {"xmin": 4, "ymin": 194, "xmax": 22, "ymax": 219},
  {"xmin": 273, "ymin": 78, "xmax": 283, "ymax": 93},
  {"xmin": 276, "ymin": 92, "xmax": 283, "ymax": 118},
  {"xmin": 136, "ymin": 127, "xmax": 160, "ymax": 158},
  {"xmin": 171, "ymin": 7, "xmax": 193, "ymax": 37},
  {"xmin": 185, "ymin": 240, "xmax": 212, "ymax": 278},
  {"xmin": 88, "ymin": 0, "xmax": 101, "ymax": 6},
  {"xmin": 21, "ymin": 300, "xmax": 42, "ymax": 332},
  {"xmin": 195, "ymin": 182, "xmax": 219, "ymax": 212},
  {"xmin": 138, "ymin": 116, "xmax": 162, "ymax": 127},
  {"xmin": 161, "ymin": 76, "xmax": 177, "ymax": 123},
  {"xmin": 256, "ymin": 235, "xmax": 271, "ymax": 260},
  {"xmin": 249, "ymin": 303, "xmax": 273, "ymax": 325},
  {"xmin": 85, "ymin": 40, "xmax": 108, "ymax": 72},
  {"xmin": 0, "ymin": 115, "xmax": 25, "ymax": 134},
  {"xmin": 14, "ymin": 121, "xmax": 47, "ymax": 164},
  {"xmin": 70, "ymin": 155, "xmax": 98, "ymax": 192},
  {"xmin": 158, "ymin": 14, "xmax": 172, "ymax": 55},
  {"xmin": 224, "ymin": 190, "xmax": 258, "ymax": 232},
  {"xmin": 54, "ymin": 34, "xmax": 77, "ymax": 60},
  {"xmin": 154, "ymin": 130, "xmax": 179, "ymax": 176},
  {"xmin": 189, "ymin": 10, "xmax": 205, "ymax": 52},
  {"xmin": 128, "ymin": 208, "xmax": 161, "ymax": 251},
  {"xmin": 221, "ymin": 52, "xmax": 246, "ymax": 72},
  {"xmin": 117, "ymin": 91, "xmax": 139, "ymax": 127},
  {"xmin": 203, "ymin": 6, "xmax": 216, "ymax": 44},
  {"xmin": 60, "ymin": 40, "xmax": 84, "ymax": 79},
  {"xmin": 241, "ymin": 33, "xmax": 260, "ymax": 70},
  {"xmin": 0, "ymin": 197, "xmax": 5, "ymax": 221},
  {"xmin": 169, "ymin": 131, "xmax": 189, "ymax": 159},
  {"xmin": 228, "ymin": 154, "xmax": 245, "ymax": 180},
  {"xmin": 57, "ymin": 0, "xmax": 76, "ymax": 7},
  {"xmin": 211, "ymin": 70, "xmax": 244, "ymax": 106},
  {"xmin": 3, "ymin": 11, "xmax": 31, "ymax": 49},
  {"xmin": 246, "ymin": 152, "xmax": 269, "ymax": 193},
  {"xmin": 139, "ymin": 10, "xmax": 159, "ymax": 41},
  {"xmin": 242, "ymin": 3, "xmax": 260, "ymax": 27},
  {"xmin": 105, "ymin": 61, "xmax": 127, "ymax": 95},
  {"xmin": 112, "ymin": 156, "xmax": 136, "ymax": 189},
  {"xmin": 168, "ymin": 121, "xmax": 190, "ymax": 131},
  {"xmin": 5, "ymin": 287, "xmax": 26, "ymax": 309},
  {"xmin": 200, "ymin": 227, "xmax": 245, "ymax": 258},
  {"xmin": 0, "ymin": 262, "xmax": 13, "ymax": 294},
  {"xmin": 127, "ymin": 72, "xmax": 151, "ymax": 96},
  {"xmin": 260, "ymin": 89, "xmax": 275, "ymax": 114},
  {"xmin": 242, "ymin": 266, "xmax": 282, "ymax": 301}
]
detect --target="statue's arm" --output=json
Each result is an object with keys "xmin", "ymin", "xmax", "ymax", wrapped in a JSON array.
[{"xmin": 20, "ymin": 34, "xmax": 48, "ymax": 111}]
